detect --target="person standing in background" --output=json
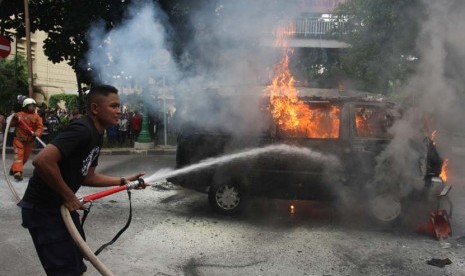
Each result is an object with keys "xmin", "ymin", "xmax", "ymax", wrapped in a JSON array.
[
  {"xmin": 106, "ymin": 124, "xmax": 118, "ymax": 145},
  {"xmin": 10, "ymin": 98, "xmax": 44, "ymax": 181},
  {"xmin": 130, "ymin": 110, "xmax": 142, "ymax": 141},
  {"xmin": 0, "ymin": 113, "xmax": 5, "ymax": 147},
  {"xmin": 118, "ymin": 112, "xmax": 129, "ymax": 146}
]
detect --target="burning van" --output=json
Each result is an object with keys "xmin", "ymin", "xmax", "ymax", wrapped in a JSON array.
[{"xmin": 170, "ymin": 88, "xmax": 445, "ymax": 223}]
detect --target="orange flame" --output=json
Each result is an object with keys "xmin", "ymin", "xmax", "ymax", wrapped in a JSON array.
[
  {"xmin": 356, "ymin": 113, "xmax": 371, "ymax": 137},
  {"xmin": 431, "ymin": 130, "xmax": 437, "ymax": 145},
  {"xmin": 290, "ymin": 205, "xmax": 295, "ymax": 214},
  {"xmin": 265, "ymin": 26, "xmax": 340, "ymax": 138},
  {"xmin": 440, "ymin": 158, "xmax": 448, "ymax": 182}
]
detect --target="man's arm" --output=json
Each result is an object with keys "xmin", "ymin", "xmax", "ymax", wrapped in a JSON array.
[
  {"xmin": 32, "ymin": 144, "xmax": 82, "ymax": 211},
  {"xmin": 83, "ymin": 167, "xmax": 144, "ymax": 187}
]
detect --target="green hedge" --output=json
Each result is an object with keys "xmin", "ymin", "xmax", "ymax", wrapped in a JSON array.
[{"xmin": 48, "ymin": 94, "xmax": 79, "ymax": 111}]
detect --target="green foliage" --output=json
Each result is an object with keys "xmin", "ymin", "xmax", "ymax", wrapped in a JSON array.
[
  {"xmin": 48, "ymin": 94, "xmax": 79, "ymax": 111},
  {"xmin": 0, "ymin": 0, "xmax": 132, "ymax": 86},
  {"xmin": 0, "ymin": 55, "xmax": 29, "ymax": 114},
  {"xmin": 335, "ymin": 0, "xmax": 425, "ymax": 94},
  {"xmin": 290, "ymin": 48, "xmax": 341, "ymax": 88}
]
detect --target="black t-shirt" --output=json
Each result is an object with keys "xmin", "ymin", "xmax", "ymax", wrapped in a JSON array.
[{"xmin": 21, "ymin": 116, "xmax": 103, "ymax": 207}]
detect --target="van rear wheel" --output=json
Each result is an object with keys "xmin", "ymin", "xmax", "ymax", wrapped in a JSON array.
[{"xmin": 208, "ymin": 183, "xmax": 242, "ymax": 215}]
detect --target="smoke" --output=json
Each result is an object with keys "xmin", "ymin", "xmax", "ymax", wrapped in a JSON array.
[
  {"xmin": 173, "ymin": 0, "xmax": 300, "ymax": 136},
  {"xmin": 86, "ymin": 1, "xmax": 178, "ymax": 111},
  {"xmin": 85, "ymin": 0, "xmax": 307, "ymax": 137},
  {"xmin": 83, "ymin": 1, "xmax": 464, "ymax": 222},
  {"xmin": 376, "ymin": 0, "xmax": 465, "ymax": 196}
]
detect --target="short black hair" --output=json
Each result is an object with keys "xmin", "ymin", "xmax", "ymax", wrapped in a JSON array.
[{"xmin": 86, "ymin": 84, "xmax": 118, "ymax": 110}]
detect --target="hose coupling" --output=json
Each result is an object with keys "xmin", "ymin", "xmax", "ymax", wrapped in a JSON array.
[{"xmin": 127, "ymin": 177, "xmax": 145, "ymax": 189}]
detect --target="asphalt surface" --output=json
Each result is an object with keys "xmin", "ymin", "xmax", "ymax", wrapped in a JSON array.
[{"xmin": 1, "ymin": 150, "xmax": 465, "ymax": 276}]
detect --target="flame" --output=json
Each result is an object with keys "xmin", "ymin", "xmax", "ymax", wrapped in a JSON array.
[
  {"xmin": 265, "ymin": 25, "xmax": 340, "ymax": 138},
  {"xmin": 290, "ymin": 205, "xmax": 295, "ymax": 214},
  {"xmin": 440, "ymin": 158, "xmax": 448, "ymax": 182},
  {"xmin": 356, "ymin": 113, "xmax": 372, "ymax": 137},
  {"xmin": 431, "ymin": 130, "xmax": 437, "ymax": 145}
]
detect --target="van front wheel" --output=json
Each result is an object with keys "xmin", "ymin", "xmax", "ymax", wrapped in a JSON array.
[{"xmin": 208, "ymin": 184, "xmax": 242, "ymax": 215}]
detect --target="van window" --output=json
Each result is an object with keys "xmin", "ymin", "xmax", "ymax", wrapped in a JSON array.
[
  {"xmin": 355, "ymin": 105, "xmax": 393, "ymax": 138},
  {"xmin": 276, "ymin": 103, "xmax": 341, "ymax": 138}
]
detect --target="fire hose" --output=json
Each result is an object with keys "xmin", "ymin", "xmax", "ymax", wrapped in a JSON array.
[
  {"xmin": 2, "ymin": 114, "xmax": 25, "ymax": 203},
  {"xmin": 61, "ymin": 179, "xmax": 145, "ymax": 276}
]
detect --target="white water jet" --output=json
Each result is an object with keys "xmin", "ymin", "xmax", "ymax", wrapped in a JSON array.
[{"xmin": 144, "ymin": 144, "xmax": 340, "ymax": 184}]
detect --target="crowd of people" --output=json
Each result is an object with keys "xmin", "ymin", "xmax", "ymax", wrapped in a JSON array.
[
  {"xmin": 105, "ymin": 110, "xmax": 143, "ymax": 146},
  {"xmin": 0, "ymin": 106, "xmax": 154, "ymax": 148}
]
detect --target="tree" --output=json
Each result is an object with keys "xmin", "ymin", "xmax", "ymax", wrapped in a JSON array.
[
  {"xmin": 48, "ymin": 93, "xmax": 79, "ymax": 111},
  {"xmin": 0, "ymin": 55, "xmax": 28, "ymax": 114},
  {"xmin": 0, "ymin": 0, "xmax": 133, "ymax": 111},
  {"xmin": 335, "ymin": 0, "xmax": 425, "ymax": 94},
  {"xmin": 0, "ymin": 0, "xmax": 207, "ymax": 110}
]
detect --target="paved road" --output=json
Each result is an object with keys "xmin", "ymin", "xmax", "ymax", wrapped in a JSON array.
[{"xmin": 1, "ymin": 153, "xmax": 465, "ymax": 275}]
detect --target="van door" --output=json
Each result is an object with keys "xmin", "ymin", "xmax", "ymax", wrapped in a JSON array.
[
  {"xmin": 347, "ymin": 103, "xmax": 394, "ymax": 186},
  {"xmin": 251, "ymin": 102, "xmax": 344, "ymax": 200}
]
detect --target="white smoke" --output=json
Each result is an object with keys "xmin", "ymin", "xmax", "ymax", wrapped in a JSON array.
[
  {"xmin": 377, "ymin": 0, "xmax": 465, "ymax": 194},
  {"xmin": 84, "ymin": 0, "xmax": 307, "ymax": 137},
  {"xmin": 86, "ymin": 1, "xmax": 178, "ymax": 100},
  {"xmin": 85, "ymin": 0, "xmax": 465, "ymax": 189}
]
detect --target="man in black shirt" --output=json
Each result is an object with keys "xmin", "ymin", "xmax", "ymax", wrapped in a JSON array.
[{"xmin": 18, "ymin": 84, "xmax": 145, "ymax": 275}]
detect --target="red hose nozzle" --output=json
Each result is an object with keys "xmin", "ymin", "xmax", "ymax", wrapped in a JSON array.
[{"xmin": 80, "ymin": 178, "xmax": 145, "ymax": 203}]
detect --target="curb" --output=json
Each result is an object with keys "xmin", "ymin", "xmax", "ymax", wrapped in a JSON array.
[
  {"xmin": 2, "ymin": 146, "xmax": 176, "ymax": 155},
  {"xmin": 100, "ymin": 148, "xmax": 176, "ymax": 155}
]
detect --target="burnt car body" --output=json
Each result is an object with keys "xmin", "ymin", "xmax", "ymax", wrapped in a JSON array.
[{"xmin": 171, "ymin": 91, "xmax": 443, "ymax": 222}]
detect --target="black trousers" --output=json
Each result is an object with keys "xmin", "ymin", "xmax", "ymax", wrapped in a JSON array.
[{"xmin": 20, "ymin": 202, "xmax": 87, "ymax": 276}]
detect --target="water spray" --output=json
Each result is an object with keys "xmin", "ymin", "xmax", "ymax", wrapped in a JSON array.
[
  {"xmin": 60, "ymin": 143, "xmax": 338, "ymax": 276},
  {"xmin": 143, "ymin": 143, "xmax": 340, "ymax": 184},
  {"xmin": 1, "ymin": 114, "xmax": 342, "ymax": 276}
]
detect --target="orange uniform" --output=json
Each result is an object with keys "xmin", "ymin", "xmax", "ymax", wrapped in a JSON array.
[{"xmin": 10, "ymin": 111, "xmax": 44, "ymax": 176}]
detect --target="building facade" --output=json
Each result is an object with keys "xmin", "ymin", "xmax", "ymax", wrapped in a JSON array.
[{"xmin": 8, "ymin": 31, "xmax": 77, "ymax": 104}]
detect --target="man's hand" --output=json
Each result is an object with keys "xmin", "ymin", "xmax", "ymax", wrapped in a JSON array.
[
  {"xmin": 63, "ymin": 196, "xmax": 83, "ymax": 212},
  {"xmin": 126, "ymin": 173, "xmax": 145, "ymax": 182},
  {"xmin": 135, "ymin": 179, "xmax": 150, "ymax": 190},
  {"xmin": 124, "ymin": 173, "xmax": 147, "ymax": 189}
]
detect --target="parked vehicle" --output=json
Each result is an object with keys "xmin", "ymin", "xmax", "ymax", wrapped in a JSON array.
[{"xmin": 170, "ymin": 90, "xmax": 444, "ymax": 223}]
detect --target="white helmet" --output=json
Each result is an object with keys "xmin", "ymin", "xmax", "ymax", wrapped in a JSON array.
[{"xmin": 22, "ymin": 98, "xmax": 36, "ymax": 107}]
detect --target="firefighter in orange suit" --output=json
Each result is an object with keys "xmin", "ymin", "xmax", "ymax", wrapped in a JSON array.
[{"xmin": 10, "ymin": 98, "xmax": 44, "ymax": 181}]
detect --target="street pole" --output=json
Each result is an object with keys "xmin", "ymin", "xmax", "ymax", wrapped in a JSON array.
[
  {"xmin": 23, "ymin": 0, "xmax": 33, "ymax": 97},
  {"xmin": 163, "ymin": 76, "xmax": 167, "ymax": 146},
  {"xmin": 133, "ymin": 87, "xmax": 153, "ymax": 150},
  {"xmin": 136, "ymin": 104, "xmax": 152, "ymax": 144}
]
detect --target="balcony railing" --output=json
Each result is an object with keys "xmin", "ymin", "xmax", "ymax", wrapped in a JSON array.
[{"xmin": 279, "ymin": 18, "xmax": 347, "ymax": 38}]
